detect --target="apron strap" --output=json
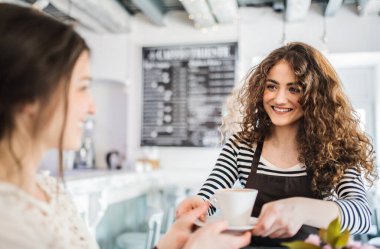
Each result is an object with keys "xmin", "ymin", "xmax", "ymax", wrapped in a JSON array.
[{"xmin": 246, "ymin": 139, "xmax": 264, "ymax": 186}]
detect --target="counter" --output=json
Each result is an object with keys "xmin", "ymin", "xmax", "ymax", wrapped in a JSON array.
[
  {"xmin": 66, "ymin": 169, "xmax": 165, "ymax": 204},
  {"xmin": 65, "ymin": 169, "xmax": 166, "ymax": 231}
]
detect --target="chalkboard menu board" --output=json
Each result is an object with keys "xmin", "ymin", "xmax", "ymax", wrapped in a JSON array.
[{"xmin": 141, "ymin": 42, "xmax": 238, "ymax": 147}]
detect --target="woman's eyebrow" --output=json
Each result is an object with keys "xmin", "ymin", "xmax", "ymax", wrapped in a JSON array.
[
  {"xmin": 266, "ymin": 79, "xmax": 279, "ymax": 84},
  {"xmin": 78, "ymin": 76, "xmax": 92, "ymax": 82},
  {"xmin": 266, "ymin": 79, "xmax": 299, "ymax": 85}
]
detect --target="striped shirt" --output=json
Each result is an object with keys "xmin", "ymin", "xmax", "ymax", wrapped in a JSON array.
[{"xmin": 198, "ymin": 134, "xmax": 371, "ymax": 234}]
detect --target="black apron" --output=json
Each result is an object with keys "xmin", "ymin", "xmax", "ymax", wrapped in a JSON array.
[{"xmin": 245, "ymin": 139, "xmax": 319, "ymax": 247}]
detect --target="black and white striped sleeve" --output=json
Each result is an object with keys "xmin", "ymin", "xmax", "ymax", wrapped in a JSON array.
[
  {"xmin": 334, "ymin": 169, "xmax": 372, "ymax": 234},
  {"xmin": 197, "ymin": 135, "xmax": 240, "ymax": 213}
]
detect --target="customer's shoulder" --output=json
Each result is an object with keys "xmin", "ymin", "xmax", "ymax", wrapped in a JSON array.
[
  {"xmin": 37, "ymin": 173, "xmax": 58, "ymax": 187},
  {"xmin": 36, "ymin": 173, "xmax": 65, "ymax": 196},
  {"xmin": 0, "ymin": 204, "xmax": 52, "ymax": 249}
]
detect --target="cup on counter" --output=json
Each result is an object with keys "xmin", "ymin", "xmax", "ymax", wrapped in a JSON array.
[{"xmin": 213, "ymin": 188, "xmax": 258, "ymax": 226}]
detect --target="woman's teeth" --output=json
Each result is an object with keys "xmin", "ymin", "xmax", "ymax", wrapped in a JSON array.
[{"xmin": 273, "ymin": 107, "xmax": 292, "ymax": 112}]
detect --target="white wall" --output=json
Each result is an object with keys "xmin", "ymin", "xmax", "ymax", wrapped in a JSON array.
[
  {"xmin": 238, "ymin": 5, "xmax": 380, "ymax": 75},
  {"xmin": 77, "ymin": 4, "xmax": 380, "ymax": 187},
  {"xmin": 76, "ymin": 27, "xmax": 129, "ymax": 83}
]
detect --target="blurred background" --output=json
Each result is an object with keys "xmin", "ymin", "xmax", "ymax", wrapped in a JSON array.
[{"xmin": 5, "ymin": 0, "xmax": 380, "ymax": 248}]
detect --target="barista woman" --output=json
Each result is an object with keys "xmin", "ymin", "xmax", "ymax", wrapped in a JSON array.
[{"xmin": 177, "ymin": 42, "xmax": 377, "ymax": 246}]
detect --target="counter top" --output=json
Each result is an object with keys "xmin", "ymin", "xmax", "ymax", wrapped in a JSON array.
[
  {"xmin": 64, "ymin": 168, "xmax": 163, "ymax": 182},
  {"xmin": 63, "ymin": 167, "xmax": 207, "ymax": 196},
  {"xmin": 61, "ymin": 168, "xmax": 209, "ymax": 229},
  {"xmin": 63, "ymin": 169, "xmax": 166, "ymax": 231},
  {"xmin": 66, "ymin": 169, "xmax": 167, "ymax": 208}
]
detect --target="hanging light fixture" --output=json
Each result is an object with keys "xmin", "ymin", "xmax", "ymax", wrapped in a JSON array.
[
  {"xmin": 32, "ymin": 0, "xmax": 49, "ymax": 10},
  {"xmin": 180, "ymin": 0, "xmax": 216, "ymax": 28},
  {"xmin": 321, "ymin": 15, "xmax": 329, "ymax": 53},
  {"xmin": 281, "ymin": 14, "xmax": 287, "ymax": 45}
]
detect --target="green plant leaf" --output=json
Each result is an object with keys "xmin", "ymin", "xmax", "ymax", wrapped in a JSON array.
[
  {"xmin": 282, "ymin": 241, "xmax": 321, "ymax": 249},
  {"xmin": 334, "ymin": 229, "xmax": 350, "ymax": 248},
  {"xmin": 327, "ymin": 217, "xmax": 341, "ymax": 246}
]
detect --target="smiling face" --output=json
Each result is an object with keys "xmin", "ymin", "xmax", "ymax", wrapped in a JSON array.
[
  {"xmin": 41, "ymin": 51, "xmax": 96, "ymax": 150},
  {"xmin": 64, "ymin": 51, "xmax": 96, "ymax": 150},
  {"xmin": 263, "ymin": 60, "xmax": 304, "ymax": 129}
]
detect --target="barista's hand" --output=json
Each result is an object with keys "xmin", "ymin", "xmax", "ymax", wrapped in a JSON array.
[
  {"xmin": 176, "ymin": 195, "xmax": 208, "ymax": 220},
  {"xmin": 157, "ymin": 203, "xmax": 208, "ymax": 249},
  {"xmin": 252, "ymin": 197, "xmax": 305, "ymax": 238},
  {"xmin": 183, "ymin": 222, "xmax": 251, "ymax": 249}
]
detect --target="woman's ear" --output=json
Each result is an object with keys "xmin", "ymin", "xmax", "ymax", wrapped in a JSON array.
[
  {"xmin": 12, "ymin": 101, "xmax": 41, "ymax": 136},
  {"xmin": 21, "ymin": 101, "xmax": 40, "ymax": 117}
]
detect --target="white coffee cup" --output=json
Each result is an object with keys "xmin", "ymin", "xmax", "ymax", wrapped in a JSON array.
[{"xmin": 213, "ymin": 188, "xmax": 258, "ymax": 226}]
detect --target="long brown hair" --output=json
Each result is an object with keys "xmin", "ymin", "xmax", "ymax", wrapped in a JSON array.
[
  {"xmin": 232, "ymin": 42, "xmax": 376, "ymax": 197},
  {"xmin": 0, "ymin": 3, "xmax": 89, "ymax": 180}
]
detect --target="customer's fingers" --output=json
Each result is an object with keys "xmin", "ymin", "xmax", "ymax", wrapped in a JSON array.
[
  {"xmin": 204, "ymin": 222, "xmax": 251, "ymax": 248},
  {"xmin": 176, "ymin": 197, "xmax": 206, "ymax": 218},
  {"xmin": 226, "ymin": 231, "xmax": 251, "ymax": 249},
  {"xmin": 261, "ymin": 222, "xmax": 283, "ymax": 237},
  {"xmin": 175, "ymin": 206, "xmax": 191, "ymax": 219},
  {"xmin": 198, "ymin": 213, "xmax": 206, "ymax": 222},
  {"xmin": 181, "ymin": 202, "xmax": 209, "ymax": 223},
  {"xmin": 204, "ymin": 220, "xmax": 229, "ymax": 233},
  {"xmin": 252, "ymin": 207, "xmax": 277, "ymax": 236}
]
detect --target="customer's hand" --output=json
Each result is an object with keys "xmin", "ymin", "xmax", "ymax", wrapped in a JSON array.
[
  {"xmin": 252, "ymin": 197, "xmax": 305, "ymax": 238},
  {"xmin": 183, "ymin": 222, "xmax": 251, "ymax": 249},
  {"xmin": 157, "ymin": 202, "xmax": 209, "ymax": 249},
  {"xmin": 176, "ymin": 195, "xmax": 207, "ymax": 220}
]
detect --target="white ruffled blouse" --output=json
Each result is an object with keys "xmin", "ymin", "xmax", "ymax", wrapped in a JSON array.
[{"xmin": 0, "ymin": 174, "xmax": 99, "ymax": 249}]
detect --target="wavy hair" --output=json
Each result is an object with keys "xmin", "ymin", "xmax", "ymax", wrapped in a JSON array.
[{"xmin": 225, "ymin": 42, "xmax": 376, "ymax": 197}]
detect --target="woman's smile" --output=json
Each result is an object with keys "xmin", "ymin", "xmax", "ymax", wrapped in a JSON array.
[{"xmin": 271, "ymin": 106, "xmax": 293, "ymax": 113}]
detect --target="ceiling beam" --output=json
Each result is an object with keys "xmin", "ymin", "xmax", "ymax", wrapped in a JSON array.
[
  {"xmin": 130, "ymin": 0, "xmax": 166, "ymax": 26},
  {"xmin": 323, "ymin": 0, "xmax": 343, "ymax": 16},
  {"xmin": 358, "ymin": 0, "xmax": 380, "ymax": 16},
  {"xmin": 208, "ymin": 0, "xmax": 238, "ymax": 24},
  {"xmin": 237, "ymin": 0, "xmax": 273, "ymax": 6},
  {"xmin": 285, "ymin": 0, "xmax": 311, "ymax": 22},
  {"xmin": 50, "ymin": 0, "xmax": 131, "ymax": 33}
]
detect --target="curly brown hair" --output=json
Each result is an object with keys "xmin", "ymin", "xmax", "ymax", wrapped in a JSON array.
[{"xmin": 235, "ymin": 42, "xmax": 377, "ymax": 197}]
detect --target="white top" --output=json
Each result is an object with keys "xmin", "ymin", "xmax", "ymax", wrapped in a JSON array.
[{"xmin": 0, "ymin": 174, "xmax": 99, "ymax": 249}]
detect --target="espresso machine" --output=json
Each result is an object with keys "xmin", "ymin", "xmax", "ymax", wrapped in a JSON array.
[{"xmin": 73, "ymin": 118, "xmax": 96, "ymax": 169}]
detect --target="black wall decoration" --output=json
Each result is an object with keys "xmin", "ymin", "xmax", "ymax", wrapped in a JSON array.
[{"xmin": 141, "ymin": 42, "xmax": 238, "ymax": 147}]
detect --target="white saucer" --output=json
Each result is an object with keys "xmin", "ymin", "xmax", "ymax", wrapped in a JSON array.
[{"xmin": 194, "ymin": 214, "xmax": 257, "ymax": 231}]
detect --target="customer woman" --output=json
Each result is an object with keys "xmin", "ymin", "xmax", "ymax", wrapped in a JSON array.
[
  {"xmin": 177, "ymin": 42, "xmax": 377, "ymax": 246},
  {"xmin": 0, "ymin": 3, "xmax": 250, "ymax": 249}
]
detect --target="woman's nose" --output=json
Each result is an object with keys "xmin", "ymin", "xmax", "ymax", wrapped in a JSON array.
[
  {"xmin": 273, "ymin": 89, "xmax": 287, "ymax": 104},
  {"xmin": 88, "ymin": 96, "xmax": 96, "ymax": 115}
]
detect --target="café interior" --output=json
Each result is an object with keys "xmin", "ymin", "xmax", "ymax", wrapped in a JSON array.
[{"xmin": 4, "ymin": 0, "xmax": 380, "ymax": 248}]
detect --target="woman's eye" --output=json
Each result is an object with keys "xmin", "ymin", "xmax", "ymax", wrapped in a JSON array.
[
  {"xmin": 289, "ymin": 86, "xmax": 301, "ymax": 94},
  {"xmin": 266, "ymin": 84, "xmax": 276, "ymax": 91},
  {"xmin": 79, "ymin": 85, "xmax": 89, "ymax": 92}
]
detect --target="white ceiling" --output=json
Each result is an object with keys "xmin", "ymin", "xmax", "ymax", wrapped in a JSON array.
[{"xmin": 6, "ymin": 0, "xmax": 380, "ymax": 33}]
